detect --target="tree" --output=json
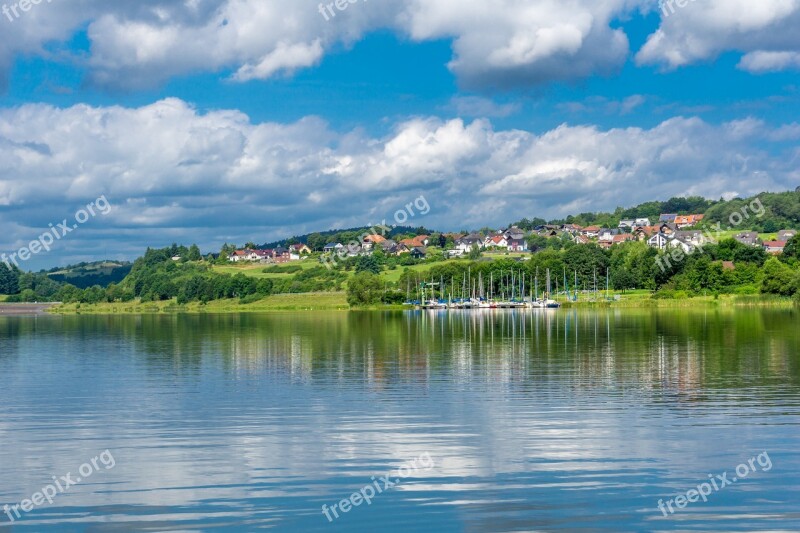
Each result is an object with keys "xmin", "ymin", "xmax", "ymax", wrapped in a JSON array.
[
  {"xmin": 611, "ymin": 268, "xmax": 636, "ymax": 293},
  {"xmin": 782, "ymin": 236, "xmax": 799, "ymax": 262},
  {"xmin": 307, "ymin": 233, "xmax": 326, "ymax": 251},
  {"xmin": 0, "ymin": 263, "xmax": 19, "ymax": 295},
  {"xmin": 347, "ymin": 272, "xmax": 384, "ymax": 307},
  {"xmin": 526, "ymin": 235, "xmax": 549, "ymax": 253},
  {"xmin": 355, "ymin": 255, "xmax": 382, "ymax": 274},
  {"xmin": 468, "ymin": 245, "xmax": 483, "ymax": 260},
  {"xmin": 761, "ymin": 257, "xmax": 797, "ymax": 296},
  {"xmin": 187, "ymin": 244, "xmax": 202, "ymax": 261}
]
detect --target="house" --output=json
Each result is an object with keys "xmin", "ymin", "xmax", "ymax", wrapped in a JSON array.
[
  {"xmin": 485, "ymin": 235, "xmax": 509, "ymax": 249},
  {"xmin": 634, "ymin": 226, "xmax": 659, "ymax": 240},
  {"xmin": 598, "ymin": 228, "xmax": 620, "ymax": 240},
  {"xmin": 675, "ymin": 230, "xmax": 711, "ymax": 247},
  {"xmin": 400, "ymin": 235, "xmax": 429, "ymax": 248},
  {"xmin": 362, "ymin": 234, "xmax": 387, "ymax": 251},
  {"xmin": 273, "ymin": 247, "xmax": 291, "ymax": 263},
  {"xmin": 388, "ymin": 243, "xmax": 410, "ymax": 256},
  {"xmin": 659, "ymin": 214, "xmax": 678, "ymax": 223},
  {"xmin": 777, "ymin": 230, "xmax": 797, "ymax": 242},
  {"xmin": 613, "ymin": 234, "xmax": 636, "ymax": 245},
  {"xmin": 574, "ymin": 234, "xmax": 592, "ymax": 245},
  {"xmin": 634, "ymin": 218, "xmax": 652, "ymax": 227},
  {"xmin": 763, "ymin": 241, "xmax": 786, "ymax": 254},
  {"xmin": 410, "ymin": 247, "xmax": 427, "ymax": 259},
  {"xmin": 507, "ymin": 238, "xmax": 528, "ymax": 252},
  {"xmin": 734, "ymin": 232, "xmax": 759, "ymax": 247},
  {"xmin": 229, "ymin": 250, "xmax": 249, "ymax": 262},
  {"xmin": 600, "ymin": 233, "xmax": 635, "ymax": 249},
  {"xmin": 455, "ymin": 234, "xmax": 485, "ymax": 253},
  {"xmin": 290, "ymin": 243, "xmax": 311, "ymax": 255},
  {"xmin": 251, "ymin": 250, "xmax": 274, "ymax": 262},
  {"xmin": 581, "ymin": 226, "xmax": 601, "ymax": 238},
  {"xmin": 647, "ymin": 233, "xmax": 669, "ymax": 250},
  {"xmin": 503, "ymin": 226, "xmax": 527, "ymax": 241},
  {"xmin": 658, "ymin": 223, "xmax": 678, "ymax": 236},
  {"xmin": 669, "ymin": 237, "xmax": 694, "ymax": 254},
  {"xmin": 324, "ymin": 243, "xmax": 344, "ymax": 253},
  {"xmin": 674, "ymin": 214, "xmax": 705, "ymax": 228},
  {"xmin": 380, "ymin": 240, "xmax": 409, "ymax": 256},
  {"xmin": 562, "ymin": 224, "xmax": 583, "ymax": 234},
  {"xmin": 618, "ymin": 220, "xmax": 636, "ymax": 230},
  {"xmin": 539, "ymin": 228, "xmax": 561, "ymax": 238},
  {"xmin": 229, "ymin": 249, "xmax": 272, "ymax": 262}
]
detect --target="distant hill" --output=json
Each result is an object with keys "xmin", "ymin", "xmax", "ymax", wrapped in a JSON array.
[
  {"xmin": 46, "ymin": 261, "xmax": 132, "ymax": 289},
  {"xmin": 261, "ymin": 226, "xmax": 434, "ymax": 250},
  {"xmin": 515, "ymin": 190, "xmax": 800, "ymax": 232}
]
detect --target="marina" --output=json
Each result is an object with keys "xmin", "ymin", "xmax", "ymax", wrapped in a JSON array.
[{"xmin": 405, "ymin": 267, "xmax": 613, "ymax": 310}]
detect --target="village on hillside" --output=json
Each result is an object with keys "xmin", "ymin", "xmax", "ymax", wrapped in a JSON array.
[{"xmin": 226, "ymin": 213, "xmax": 798, "ymax": 265}]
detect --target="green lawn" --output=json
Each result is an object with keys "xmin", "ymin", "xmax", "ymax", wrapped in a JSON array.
[
  {"xmin": 52, "ymin": 292, "xmax": 349, "ymax": 314},
  {"xmin": 213, "ymin": 261, "xmax": 319, "ymax": 279}
]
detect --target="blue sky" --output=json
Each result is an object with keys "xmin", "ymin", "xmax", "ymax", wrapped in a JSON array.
[{"xmin": 0, "ymin": 0, "xmax": 799, "ymax": 269}]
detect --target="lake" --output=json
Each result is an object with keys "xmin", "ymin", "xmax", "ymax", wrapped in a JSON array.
[{"xmin": 1, "ymin": 309, "xmax": 799, "ymax": 531}]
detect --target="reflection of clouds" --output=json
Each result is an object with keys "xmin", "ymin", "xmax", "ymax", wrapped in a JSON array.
[{"xmin": 1, "ymin": 310, "xmax": 798, "ymax": 529}]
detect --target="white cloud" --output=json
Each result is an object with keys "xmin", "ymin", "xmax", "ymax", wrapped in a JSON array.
[
  {"xmin": 0, "ymin": 98, "xmax": 797, "ymax": 267},
  {"xmin": 637, "ymin": 0, "xmax": 800, "ymax": 71},
  {"xmin": 0, "ymin": 0, "xmax": 639, "ymax": 90}
]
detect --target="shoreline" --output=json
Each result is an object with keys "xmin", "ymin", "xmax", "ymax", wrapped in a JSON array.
[
  {"xmin": 0, "ymin": 303, "xmax": 60, "ymax": 316},
  {"xmin": 44, "ymin": 293, "xmax": 797, "ymax": 315}
]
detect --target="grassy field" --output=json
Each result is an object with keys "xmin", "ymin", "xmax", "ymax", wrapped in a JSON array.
[
  {"xmin": 0, "ymin": 295, "xmax": 7, "ymax": 302},
  {"xmin": 49, "ymin": 289, "xmax": 796, "ymax": 314},
  {"xmin": 52, "ymin": 292, "xmax": 349, "ymax": 314},
  {"xmin": 213, "ymin": 261, "xmax": 321, "ymax": 280}
]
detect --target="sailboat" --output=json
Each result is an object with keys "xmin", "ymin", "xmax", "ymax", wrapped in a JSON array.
[{"xmin": 543, "ymin": 268, "xmax": 561, "ymax": 309}]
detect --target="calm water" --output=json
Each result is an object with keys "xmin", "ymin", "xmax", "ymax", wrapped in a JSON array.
[{"xmin": 1, "ymin": 309, "xmax": 799, "ymax": 531}]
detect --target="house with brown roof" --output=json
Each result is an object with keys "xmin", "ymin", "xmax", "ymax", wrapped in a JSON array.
[
  {"xmin": 485, "ymin": 235, "xmax": 509, "ymax": 249},
  {"xmin": 674, "ymin": 214, "xmax": 705, "ymax": 228},
  {"xmin": 581, "ymin": 226, "xmax": 601, "ymax": 238},
  {"xmin": 763, "ymin": 241, "xmax": 786, "ymax": 254}
]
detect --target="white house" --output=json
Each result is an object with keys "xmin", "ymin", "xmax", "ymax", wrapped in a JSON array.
[
  {"xmin": 618, "ymin": 220, "xmax": 635, "ymax": 230},
  {"xmin": 647, "ymin": 233, "xmax": 669, "ymax": 250},
  {"xmin": 485, "ymin": 235, "xmax": 509, "ymax": 248},
  {"xmin": 668, "ymin": 237, "xmax": 694, "ymax": 254}
]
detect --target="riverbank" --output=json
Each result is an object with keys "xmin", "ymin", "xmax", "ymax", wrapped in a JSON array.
[
  {"xmin": 0, "ymin": 303, "xmax": 60, "ymax": 315},
  {"xmin": 46, "ymin": 292, "xmax": 797, "ymax": 314},
  {"xmin": 50, "ymin": 292, "xmax": 350, "ymax": 314}
]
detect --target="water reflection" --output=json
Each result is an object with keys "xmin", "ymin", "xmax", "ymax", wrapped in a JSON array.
[{"xmin": 0, "ymin": 309, "xmax": 798, "ymax": 531}]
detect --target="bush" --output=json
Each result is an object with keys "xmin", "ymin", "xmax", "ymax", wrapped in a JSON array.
[{"xmin": 263, "ymin": 265, "xmax": 303, "ymax": 274}]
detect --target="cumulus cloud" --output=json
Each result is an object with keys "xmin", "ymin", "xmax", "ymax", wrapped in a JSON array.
[
  {"xmin": 0, "ymin": 98, "xmax": 796, "ymax": 267},
  {"xmin": 0, "ymin": 0, "xmax": 641, "ymax": 91},
  {"xmin": 637, "ymin": 0, "xmax": 800, "ymax": 71}
]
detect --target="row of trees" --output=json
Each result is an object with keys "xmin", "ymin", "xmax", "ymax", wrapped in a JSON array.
[{"xmin": 346, "ymin": 236, "xmax": 800, "ymax": 305}]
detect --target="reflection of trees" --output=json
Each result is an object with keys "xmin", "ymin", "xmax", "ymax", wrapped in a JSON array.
[{"xmin": 11, "ymin": 309, "xmax": 800, "ymax": 398}]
